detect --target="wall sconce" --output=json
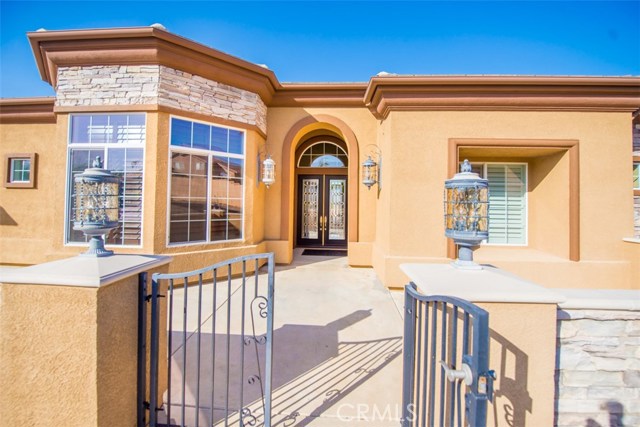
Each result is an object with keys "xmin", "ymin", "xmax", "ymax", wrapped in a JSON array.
[
  {"xmin": 362, "ymin": 145, "xmax": 382, "ymax": 191},
  {"xmin": 257, "ymin": 152, "xmax": 276, "ymax": 189},
  {"xmin": 73, "ymin": 156, "xmax": 120, "ymax": 257},
  {"xmin": 444, "ymin": 159, "xmax": 489, "ymax": 269}
]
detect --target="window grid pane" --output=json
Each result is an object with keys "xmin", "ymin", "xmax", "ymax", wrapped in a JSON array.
[
  {"xmin": 67, "ymin": 113, "xmax": 145, "ymax": 247},
  {"xmin": 297, "ymin": 142, "xmax": 348, "ymax": 168},
  {"xmin": 168, "ymin": 117, "xmax": 245, "ymax": 245},
  {"xmin": 10, "ymin": 159, "xmax": 31, "ymax": 182}
]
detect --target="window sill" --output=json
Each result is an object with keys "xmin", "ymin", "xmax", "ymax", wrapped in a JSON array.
[
  {"xmin": 475, "ymin": 246, "xmax": 568, "ymax": 263},
  {"xmin": 622, "ymin": 237, "xmax": 640, "ymax": 244}
]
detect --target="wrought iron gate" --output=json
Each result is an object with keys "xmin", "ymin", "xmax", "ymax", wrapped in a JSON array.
[
  {"xmin": 402, "ymin": 283, "xmax": 494, "ymax": 427},
  {"xmin": 138, "ymin": 253, "xmax": 275, "ymax": 427}
]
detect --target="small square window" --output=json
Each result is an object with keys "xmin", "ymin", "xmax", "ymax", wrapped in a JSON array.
[{"xmin": 4, "ymin": 153, "xmax": 36, "ymax": 188}]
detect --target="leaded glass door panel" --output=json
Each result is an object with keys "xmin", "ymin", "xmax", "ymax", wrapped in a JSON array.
[{"xmin": 296, "ymin": 175, "xmax": 348, "ymax": 248}]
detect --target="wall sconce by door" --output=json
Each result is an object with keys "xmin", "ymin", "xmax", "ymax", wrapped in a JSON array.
[
  {"xmin": 257, "ymin": 150, "xmax": 276, "ymax": 189},
  {"xmin": 362, "ymin": 145, "xmax": 382, "ymax": 195}
]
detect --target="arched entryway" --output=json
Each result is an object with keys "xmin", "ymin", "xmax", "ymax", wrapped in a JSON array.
[{"xmin": 295, "ymin": 136, "xmax": 349, "ymax": 249}]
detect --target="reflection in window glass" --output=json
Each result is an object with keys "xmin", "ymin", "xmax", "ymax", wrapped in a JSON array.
[
  {"xmin": 169, "ymin": 117, "xmax": 245, "ymax": 244},
  {"xmin": 297, "ymin": 142, "xmax": 348, "ymax": 168},
  {"xmin": 67, "ymin": 112, "xmax": 145, "ymax": 246}
]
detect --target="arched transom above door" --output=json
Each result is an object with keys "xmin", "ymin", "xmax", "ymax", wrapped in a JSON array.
[{"xmin": 297, "ymin": 141, "xmax": 349, "ymax": 168}]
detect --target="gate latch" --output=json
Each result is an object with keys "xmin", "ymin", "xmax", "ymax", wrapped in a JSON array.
[
  {"xmin": 439, "ymin": 360, "xmax": 473, "ymax": 386},
  {"xmin": 478, "ymin": 370, "xmax": 496, "ymax": 398}
]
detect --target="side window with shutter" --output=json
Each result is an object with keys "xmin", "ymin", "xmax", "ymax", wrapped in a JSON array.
[{"xmin": 486, "ymin": 164, "xmax": 527, "ymax": 244}]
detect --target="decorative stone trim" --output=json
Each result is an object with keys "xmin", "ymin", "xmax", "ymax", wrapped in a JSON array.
[
  {"xmin": 56, "ymin": 65, "xmax": 160, "ymax": 107},
  {"xmin": 158, "ymin": 66, "xmax": 266, "ymax": 133},
  {"xmin": 55, "ymin": 65, "xmax": 267, "ymax": 133},
  {"xmin": 555, "ymin": 308, "xmax": 640, "ymax": 427}
]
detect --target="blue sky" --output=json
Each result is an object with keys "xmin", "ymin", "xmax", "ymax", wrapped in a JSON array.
[{"xmin": 1, "ymin": 1, "xmax": 639, "ymax": 98}]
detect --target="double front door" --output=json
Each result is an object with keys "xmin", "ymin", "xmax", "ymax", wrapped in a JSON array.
[{"xmin": 296, "ymin": 175, "xmax": 348, "ymax": 248}]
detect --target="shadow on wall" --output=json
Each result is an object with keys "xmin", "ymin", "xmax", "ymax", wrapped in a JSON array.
[
  {"xmin": 490, "ymin": 329, "xmax": 533, "ymax": 427},
  {"xmin": 0, "ymin": 206, "xmax": 18, "ymax": 226},
  {"xmin": 585, "ymin": 400, "xmax": 625, "ymax": 427},
  {"xmin": 161, "ymin": 308, "xmax": 402, "ymax": 426}
]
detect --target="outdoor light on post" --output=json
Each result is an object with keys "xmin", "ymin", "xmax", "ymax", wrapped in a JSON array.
[
  {"xmin": 444, "ymin": 159, "xmax": 489, "ymax": 269},
  {"xmin": 73, "ymin": 156, "xmax": 120, "ymax": 257},
  {"xmin": 362, "ymin": 145, "xmax": 382, "ymax": 192}
]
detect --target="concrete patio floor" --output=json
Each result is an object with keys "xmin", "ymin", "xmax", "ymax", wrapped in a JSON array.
[{"xmin": 163, "ymin": 250, "xmax": 406, "ymax": 426}]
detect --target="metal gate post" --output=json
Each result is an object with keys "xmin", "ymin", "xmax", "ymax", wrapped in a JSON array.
[
  {"xmin": 148, "ymin": 275, "xmax": 160, "ymax": 427},
  {"xmin": 466, "ymin": 309, "xmax": 491, "ymax": 426},
  {"xmin": 137, "ymin": 272, "xmax": 148, "ymax": 427},
  {"xmin": 401, "ymin": 284, "xmax": 417, "ymax": 427},
  {"xmin": 264, "ymin": 252, "xmax": 275, "ymax": 427}
]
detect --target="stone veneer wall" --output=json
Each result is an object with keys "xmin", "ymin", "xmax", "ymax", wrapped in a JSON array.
[
  {"xmin": 56, "ymin": 65, "xmax": 267, "ymax": 134},
  {"xmin": 158, "ymin": 66, "xmax": 267, "ymax": 134},
  {"xmin": 555, "ymin": 308, "xmax": 640, "ymax": 426}
]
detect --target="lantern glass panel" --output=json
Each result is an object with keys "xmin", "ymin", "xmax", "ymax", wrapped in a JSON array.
[{"xmin": 362, "ymin": 162, "xmax": 377, "ymax": 186}]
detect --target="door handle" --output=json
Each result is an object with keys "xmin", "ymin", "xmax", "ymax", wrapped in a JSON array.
[{"xmin": 439, "ymin": 360, "xmax": 473, "ymax": 386}]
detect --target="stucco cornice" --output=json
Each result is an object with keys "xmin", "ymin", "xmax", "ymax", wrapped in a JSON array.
[
  {"xmin": 272, "ymin": 83, "xmax": 368, "ymax": 107},
  {"xmin": 28, "ymin": 27, "xmax": 280, "ymax": 103},
  {"xmin": 364, "ymin": 76, "xmax": 640, "ymax": 119},
  {"xmin": 0, "ymin": 97, "xmax": 56, "ymax": 123}
]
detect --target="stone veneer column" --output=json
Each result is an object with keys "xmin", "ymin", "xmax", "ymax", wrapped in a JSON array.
[
  {"xmin": 55, "ymin": 65, "xmax": 267, "ymax": 134},
  {"xmin": 0, "ymin": 254, "xmax": 171, "ymax": 427},
  {"xmin": 555, "ymin": 290, "xmax": 640, "ymax": 427}
]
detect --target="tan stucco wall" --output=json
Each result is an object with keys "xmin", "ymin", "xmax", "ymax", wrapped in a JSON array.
[
  {"xmin": 0, "ymin": 262, "xmax": 169, "ymax": 427},
  {"xmin": 264, "ymin": 107, "xmax": 378, "ymax": 264},
  {"xmin": 1, "ymin": 107, "xmax": 637, "ymax": 290},
  {"xmin": 0, "ymin": 122, "xmax": 61, "ymax": 264},
  {"xmin": 0, "ymin": 282, "xmax": 98, "ymax": 426},
  {"xmin": 374, "ymin": 111, "xmax": 637, "ymax": 289},
  {"xmin": 479, "ymin": 302, "xmax": 558, "ymax": 427}
]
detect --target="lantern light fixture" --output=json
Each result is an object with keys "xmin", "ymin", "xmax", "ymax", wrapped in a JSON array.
[
  {"xmin": 444, "ymin": 159, "xmax": 489, "ymax": 269},
  {"xmin": 257, "ymin": 147, "xmax": 276, "ymax": 189},
  {"xmin": 73, "ymin": 156, "xmax": 121, "ymax": 257},
  {"xmin": 361, "ymin": 145, "xmax": 382, "ymax": 192}
]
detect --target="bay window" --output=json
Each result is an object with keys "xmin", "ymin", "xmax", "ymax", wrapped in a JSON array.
[
  {"xmin": 168, "ymin": 117, "xmax": 244, "ymax": 245},
  {"xmin": 66, "ymin": 113, "xmax": 145, "ymax": 246}
]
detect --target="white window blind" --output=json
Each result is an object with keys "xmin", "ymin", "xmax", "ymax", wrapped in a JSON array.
[{"xmin": 486, "ymin": 164, "xmax": 527, "ymax": 244}]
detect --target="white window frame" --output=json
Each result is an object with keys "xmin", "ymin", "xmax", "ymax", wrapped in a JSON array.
[
  {"xmin": 166, "ymin": 115, "xmax": 246, "ymax": 248},
  {"xmin": 64, "ymin": 113, "xmax": 146, "ymax": 248},
  {"xmin": 469, "ymin": 161, "xmax": 528, "ymax": 247}
]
